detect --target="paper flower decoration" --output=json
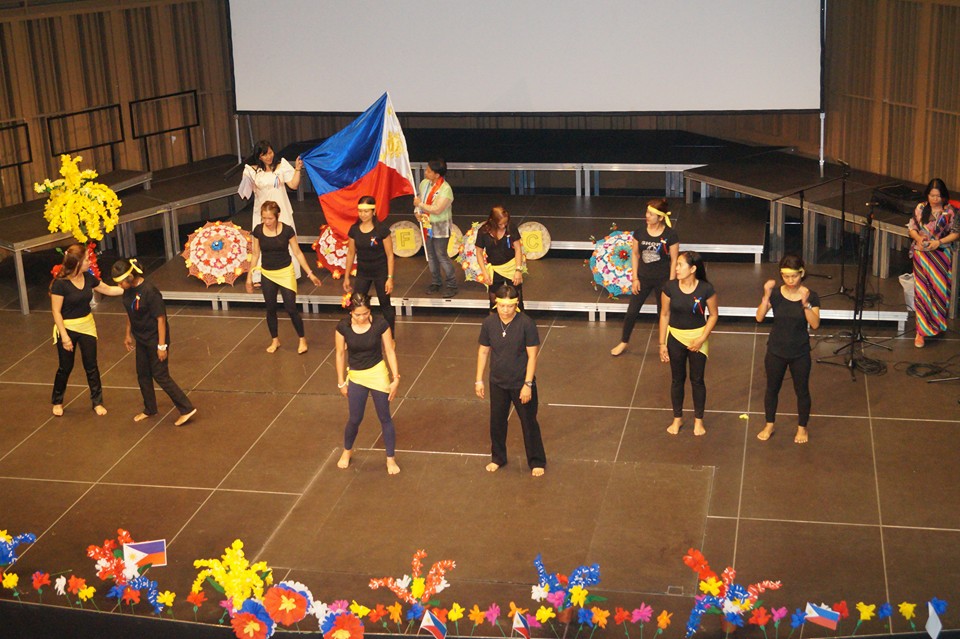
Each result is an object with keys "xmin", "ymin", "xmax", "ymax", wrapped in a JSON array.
[
  {"xmin": 657, "ymin": 610, "xmax": 672, "ymax": 632},
  {"xmin": 31, "ymin": 571, "xmax": 51, "ymax": 601},
  {"xmin": 929, "ymin": 597, "xmax": 947, "ymax": 615},
  {"xmin": 86, "ymin": 528, "xmax": 139, "ymax": 585},
  {"xmin": 182, "ymin": 221, "xmax": 254, "ymax": 286},
  {"xmin": 0, "ymin": 529, "xmax": 36, "ymax": 569},
  {"xmin": 468, "ymin": 604, "xmax": 485, "ymax": 627},
  {"xmin": 633, "ymin": 604, "xmax": 654, "ymax": 624},
  {"xmin": 54, "ymin": 575, "xmax": 67, "ymax": 596},
  {"xmin": 323, "ymin": 611, "xmax": 364, "ymax": 639},
  {"xmin": 263, "ymin": 583, "xmax": 311, "ymax": 626},
  {"xmin": 2, "ymin": 572, "xmax": 18, "ymax": 590},
  {"xmin": 532, "ymin": 554, "xmax": 602, "ymax": 612},
  {"xmin": 592, "ymin": 606, "xmax": 611, "ymax": 629},
  {"xmin": 313, "ymin": 225, "xmax": 354, "ymax": 276},
  {"xmin": 232, "ymin": 598, "xmax": 276, "ymax": 639},
  {"xmin": 537, "ymin": 606, "xmax": 557, "ymax": 624},
  {"xmin": 35, "ymin": 154, "xmax": 122, "ymax": 242},
  {"xmin": 192, "ymin": 539, "xmax": 273, "ymax": 609},
  {"xmin": 368, "ymin": 549, "xmax": 455, "ymax": 605},
  {"xmin": 681, "ymin": 548, "xmax": 781, "ymax": 637}
]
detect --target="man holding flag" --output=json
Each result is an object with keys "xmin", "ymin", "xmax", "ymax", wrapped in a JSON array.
[{"xmin": 414, "ymin": 158, "xmax": 458, "ymax": 298}]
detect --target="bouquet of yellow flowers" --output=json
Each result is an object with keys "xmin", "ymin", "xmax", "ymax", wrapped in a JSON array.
[{"xmin": 34, "ymin": 154, "xmax": 122, "ymax": 242}]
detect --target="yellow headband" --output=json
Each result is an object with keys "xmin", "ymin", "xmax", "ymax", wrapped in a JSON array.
[
  {"xmin": 495, "ymin": 297, "xmax": 519, "ymax": 306},
  {"xmin": 113, "ymin": 259, "xmax": 143, "ymax": 283},
  {"xmin": 780, "ymin": 267, "xmax": 805, "ymax": 277},
  {"xmin": 358, "ymin": 203, "xmax": 376, "ymax": 211},
  {"xmin": 647, "ymin": 205, "xmax": 672, "ymax": 227}
]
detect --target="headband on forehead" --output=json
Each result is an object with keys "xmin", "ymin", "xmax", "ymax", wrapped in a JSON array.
[
  {"xmin": 112, "ymin": 259, "xmax": 143, "ymax": 283},
  {"xmin": 357, "ymin": 203, "xmax": 376, "ymax": 211},
  {"xmin": 780, "ymin": 267, "xmax": 805, "ymax": 277},
  {"xmin": 647, "ymin": 205, "xmax": 672, "ymax": 227},
  {"xmin": 495, "ymin": 297, "xmax": 520, "ymax": 306}
]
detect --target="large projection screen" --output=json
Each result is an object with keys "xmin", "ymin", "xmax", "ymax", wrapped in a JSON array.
[{"xmin": 228, "ymin": 0, "xmax": 822, "ymax": 113}]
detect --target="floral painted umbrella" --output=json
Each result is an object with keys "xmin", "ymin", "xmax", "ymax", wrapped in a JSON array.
[
  {"xmin": 312, "ymin": 224, "xmax": 353, "ymax": 278},
  {"xmin": 457, "ymin": 222, "xmax": 485, "ymax": 283},
  {"xmin": 589, "ymin": 230, "xmax": 634, "ymax": 297},
  {"xmin": 181, "ymin": 221, "xmax": 253, "ymax": 287}
]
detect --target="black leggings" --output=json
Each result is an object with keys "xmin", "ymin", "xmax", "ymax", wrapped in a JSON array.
[
  {"xmin": 354, "ymin": 275, "xmax": 396, "ymax": 335},
  {"xmin": 764, "ymin": 350, "xmax": 812, "ymax": 426},
  {"xmin": 620, "ymin": 278, "xmax": 666, "ymax": 343},
  {"xmin": 52, "ymin": 330, "xmax": 102, "ymax": 407},
  {"xmin": 343, "ymin": 382, "xmax": 396, "ymax": 456},
  {"xmin": 667, "ymin": 333, "xmax": 707, "ymax": 418},
  {"xmin": 260, "ymin": 277, "xmax": 304, "ymax": 338},
  {"xmin": 487, "ymin": 272, "xmax": 524, "ymax": 311}
]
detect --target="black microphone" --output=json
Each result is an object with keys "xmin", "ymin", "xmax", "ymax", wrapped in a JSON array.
[{"xmin": 837, "ymin": 159, "xmax": 850, "ymax": 168}]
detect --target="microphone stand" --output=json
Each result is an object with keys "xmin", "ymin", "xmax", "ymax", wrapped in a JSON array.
[{"xmin": 820, "ymin": 161, "xmax": 853, "ymax": 300}]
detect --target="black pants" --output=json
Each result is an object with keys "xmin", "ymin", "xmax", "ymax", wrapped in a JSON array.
[
  {"xmin": 354, "ymin": 275, "xmax": 396, "ymax": 335},
  {"xmin": 764, "ymin": 350, "xmax": 812, "ymax": 426},
  {"xmin": 489, "ymin": 382, "xmax": 546, "ymax": 469},
  {"xmin": 136, "ymin": 341, "xmax": 194, "ymax": 416},
  {"xmin": 667, "ymin": 333, "xmax": 707, "ymax": 418},
  {"xmin": 487, "ymin": 272, "xmax": 524, "ymax": 311},
  {"xmin": 343, "ymin": 382, "xmax": 396, "ymax": 456},
  {"xmin": 620, "ymin": 277, "xmax": 666, "ymax": 343},
  {"xmin": 52, "ymin": 330, "xmax": 102, "ymax": 407},
  {"xmin": 260, "ymin": 277, "xmax": 304, "ymax": 338}
]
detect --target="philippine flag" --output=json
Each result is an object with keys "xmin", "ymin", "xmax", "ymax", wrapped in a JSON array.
[
  {"xmin": 122, "ymin": 539, "xmax": 168, "ymax": 569},
  {"xmin": 804, "ymin": 603, "xmax": 840, "ymax": 630},
  {"xmin": 419, "ymin": 609, "xmax": 447, "ymax": 639},
  {"xmin": 512, "ymin": 611, "xmax": 532, "ymax": 639},
  {"xmin": 302, "ymin": 92, "xmax": 416, "ymax": 239}
]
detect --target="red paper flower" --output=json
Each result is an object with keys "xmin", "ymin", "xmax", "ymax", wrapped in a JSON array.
[
  {"xmin": 67, "ymin": 575, "xmax": 86, "ymax": 595},
  {"xmin": 32, "ymin": 572, "xmax": 51, "ymax": 591},
  {"xmin": 263, "ymin": 585, "xmax": 308, "ymax": 626},
  {"xmin": 187, "ymin": 590, "xmax": 208, "ymax": 608},
  {"xmin": 122, "ymin": 586, "xmax": 141, "ymax": 605},
  {"xmin": 749, "ymin": 607, "xmax": 772, "ymax": 626},
  {"xmin": 834, "ymin": 601, "xmax": 849, "ymax": 619},
  {"xmin": 368, "ymin": 604, "xmax": 387, "ymax": 623},
  {"xmin": 432, "ymin": 607, "xmax": 448, "ymax": 623},
  {"xmin": 614, "ymin": 607, "xmax": 631, "ymax": 625},
  {"xmin": 324, "ymin": 612, "xmax": 365, "ymax": 639},
  {"xmin": 231, "ymin": 612, "xmax": 269, "ymax": 639}
]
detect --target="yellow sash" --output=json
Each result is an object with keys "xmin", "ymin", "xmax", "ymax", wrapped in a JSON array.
[
  {"xmin": 484, "ymin": 258, "xmax": 517, "ymax": 288},
  {"xmin": 347, "ymin": 360, "xmax": 391, "ymax": 394},
  {"xmin": 259, "ymin": 263, "xmax": 298, "ymax": 293},
  {"xmin": 668, "ymin": 326, "xmax": 709, "ymax": 358},
  {"xmin": 53, "ymin": 314, "xmax": 98, "ymax": 344}
]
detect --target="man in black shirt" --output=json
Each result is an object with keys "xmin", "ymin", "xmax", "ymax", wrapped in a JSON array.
[
  {"xmin": 111, "ymin": 260, "xmax": 196, "ymax": 427},
  {"xmin": 475, "ymin": 284, "xmax": 546, "ymax": 476}
]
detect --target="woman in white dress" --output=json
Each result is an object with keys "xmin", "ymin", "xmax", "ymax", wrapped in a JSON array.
[{"xmin": 240, "ymin": 140, "xmax": 304, "ymax": 282}]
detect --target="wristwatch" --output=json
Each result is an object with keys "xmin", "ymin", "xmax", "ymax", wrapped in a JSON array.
[
  {"xmin": 524, "ymin": 381, "xmax": 534, "ymax": 387},
  {"xmin": 157, "ymin": 344, "xmax": 168, "ymax": 351}
]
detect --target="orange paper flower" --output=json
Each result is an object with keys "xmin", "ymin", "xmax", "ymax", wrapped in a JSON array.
[
  {"xmin": 749, "ymin": 607, "xmax": 772, "ymax": 626},
  {"xmin": 468, "ymin": 604, "xmax": 486, "ymax": 626},
  {"xmin": 324, "ymin": 611, "xmax": 365, "ymax": 639},
  {"xmin": 657, "ymin": 610, "xmax": 672, "ymax": 630},
  {"xmin": 592, "ymin": 607, "xmax": 610, "ymax": 629}
]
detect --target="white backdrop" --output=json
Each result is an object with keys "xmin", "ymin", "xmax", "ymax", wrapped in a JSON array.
[{"xmin": 229, "ymin": 0, "xmax": 822, "ymax": 113}]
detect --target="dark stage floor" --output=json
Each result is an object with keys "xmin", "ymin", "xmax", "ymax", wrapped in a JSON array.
[{"xmin": 1, "ymin": 249, "xmax": 959, "ymax": 637}]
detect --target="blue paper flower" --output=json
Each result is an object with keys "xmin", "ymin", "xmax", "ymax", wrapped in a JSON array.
[
  {"xmin": 578, "ymin": 607, "xmax": 594, "ymax": 627},
  {"xmin": 106, "ymin": 584, "xmax": 125, "ymax": 600},
  {"xmin": 877, "ymin": 603, "xmax": 893, "ymax": 620},
  {"xmin": 407, "ymin": 602, "xmax": 424, "ymax": 621},
  {"xmin": 569, "ymin": 563, "xmax": 602, "ymax": 588},
  {"xmin": 320, "ymin": 610, "xmax": 340, "ymax": 633},
  {"xmin": 724, "ymin": 612, "xmax": 744, "ymax": 628},
  {"xmin": 790, "ymin": 608, "xmax": 806, "ymax": 629},
  {"xmin": 930, "ymin": 597, "xmax": 948, "ymax": 615},
  {"xmin": 0, "ymin": 532, "xmax": 36, "ymax": 566}
]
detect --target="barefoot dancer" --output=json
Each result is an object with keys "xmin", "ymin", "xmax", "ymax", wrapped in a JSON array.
[
  {"xmin": 475, "ymin": 284, "xmax": 546, "ymax": 476},
  {"xmin": 335, "ymin": 293, "xmax": 400, "ymax": 474},
  {"xmin": 659, "ymin": 251, "xmax": 718, "ymax": 436},
  {"xmin": 755, "ymin": 255, "xmax": 820, "ymax": 444}
]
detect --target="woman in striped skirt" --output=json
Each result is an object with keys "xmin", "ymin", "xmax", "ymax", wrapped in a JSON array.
[{"xmin": 907, "ymin": 178, "xmax": 959, "ymax": 348}]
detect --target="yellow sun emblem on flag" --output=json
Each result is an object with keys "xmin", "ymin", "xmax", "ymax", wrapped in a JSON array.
[{"xmin": 381, "ymin": 131, "xmax": 404, "ymax": 161}]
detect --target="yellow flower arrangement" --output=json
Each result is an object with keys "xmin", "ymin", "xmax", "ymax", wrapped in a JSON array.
[
  {"xmin": 34, "ymin": 154, "xmax": 122, "ymax": 242},
  {"xmin": 191, "ymin": 539, "xmax": 273, "ymax": 609}
]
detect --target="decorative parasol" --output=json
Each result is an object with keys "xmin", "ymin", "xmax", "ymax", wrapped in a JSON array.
[
  {"xmin": 181, "ymin": 221, "xmax": 253, "ymax": 287},
  {"xmin": 389, "ymin": 220, "xmax": 423, "ymax": 258},
  {"xmin": 457, "ymin": 222, "xmax": 485, "ymax": 283},
  {"xmin": 518, "ymin": 221, "xmax": 551, "ymax": 260},
  {"xmin": 312, "ymin": 224, "xmax": 354, "ymax": 278},
  {"xmin": 446, "ymin": 223, "xmax": 463, "ymax": 258},
  {"xmin": 589, "ymin": 230, "xmax": 634, "ymax": 297}
]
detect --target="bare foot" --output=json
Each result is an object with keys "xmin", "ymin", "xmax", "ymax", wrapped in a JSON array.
[
  {"xmin": 174, "ymin": 408, "xmax": 197, "ymax": 427},
  {"xmin": 757, "ymin": 423, "xmax": 775, "ymax": 441},
  {"xmin": 266, "ymin": 339, "xmax": 280, "ymax": 353},
  {"xmin": 386, "ymin": 457, "xmax": 400, "ymax": 475},
  {"xmin": 337, "ymin": 450, "xmax": 352, "ymax": 469},
  {"xmin": 52, "ymin": 405, "xmax": 64, "ymax": 417},
  {"xmin": 794, "ymin": 426, "xmax": 809, "ymax": 444},
  {"xmin": 693, "ymin": 419, "xmax": 706, "ymax": 436},
  {"xmin": 94, "ymin": 405, "xmax": 108, "ymax": 416},
  {"xmin": 133, "ymin": 413, "xmax": 150, "ymax": 423},
  {"xmin": 485, "ymin": 462, "xmax": 501, "ymax": 472},
  {"xmin": 531, "ymin": 467, "xmax": 545, "ymax": 477},
  {"xmin": 610, "ymin": 342, "xmax": 628, "ymax": 356},
  {"xmin": 297, "ymin": 338, "xmax": 308, "ymax": 354},
  {"xmin": 666, "ymin": 419, "xmax": 682, "ymax": 435}
]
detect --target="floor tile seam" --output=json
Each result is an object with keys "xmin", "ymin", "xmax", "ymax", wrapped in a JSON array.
[
  {"xmin": 613, "ymin": 328, "xmax": 655, "ymax": 463},
  {"xmin": 0, "ymin": 338, "xmax": 51, "ymax": 378},
  {"xmin": 711, "ymin": 515, "xmax": 960, "ymax": 534},
  {"xmin": 864, "ymin": 376, "xmax": 892, "ymax": 607},
  {"xmin": 388, "ymin": 321, "xmax": 456, "ymax": 429},
  {"xmin": 252, "ymin": 448, "xmax": 343, "ymax": 565},
  {"xmin": 731, "ymin": 328, "xmax": 760, "ymax": 567}
]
